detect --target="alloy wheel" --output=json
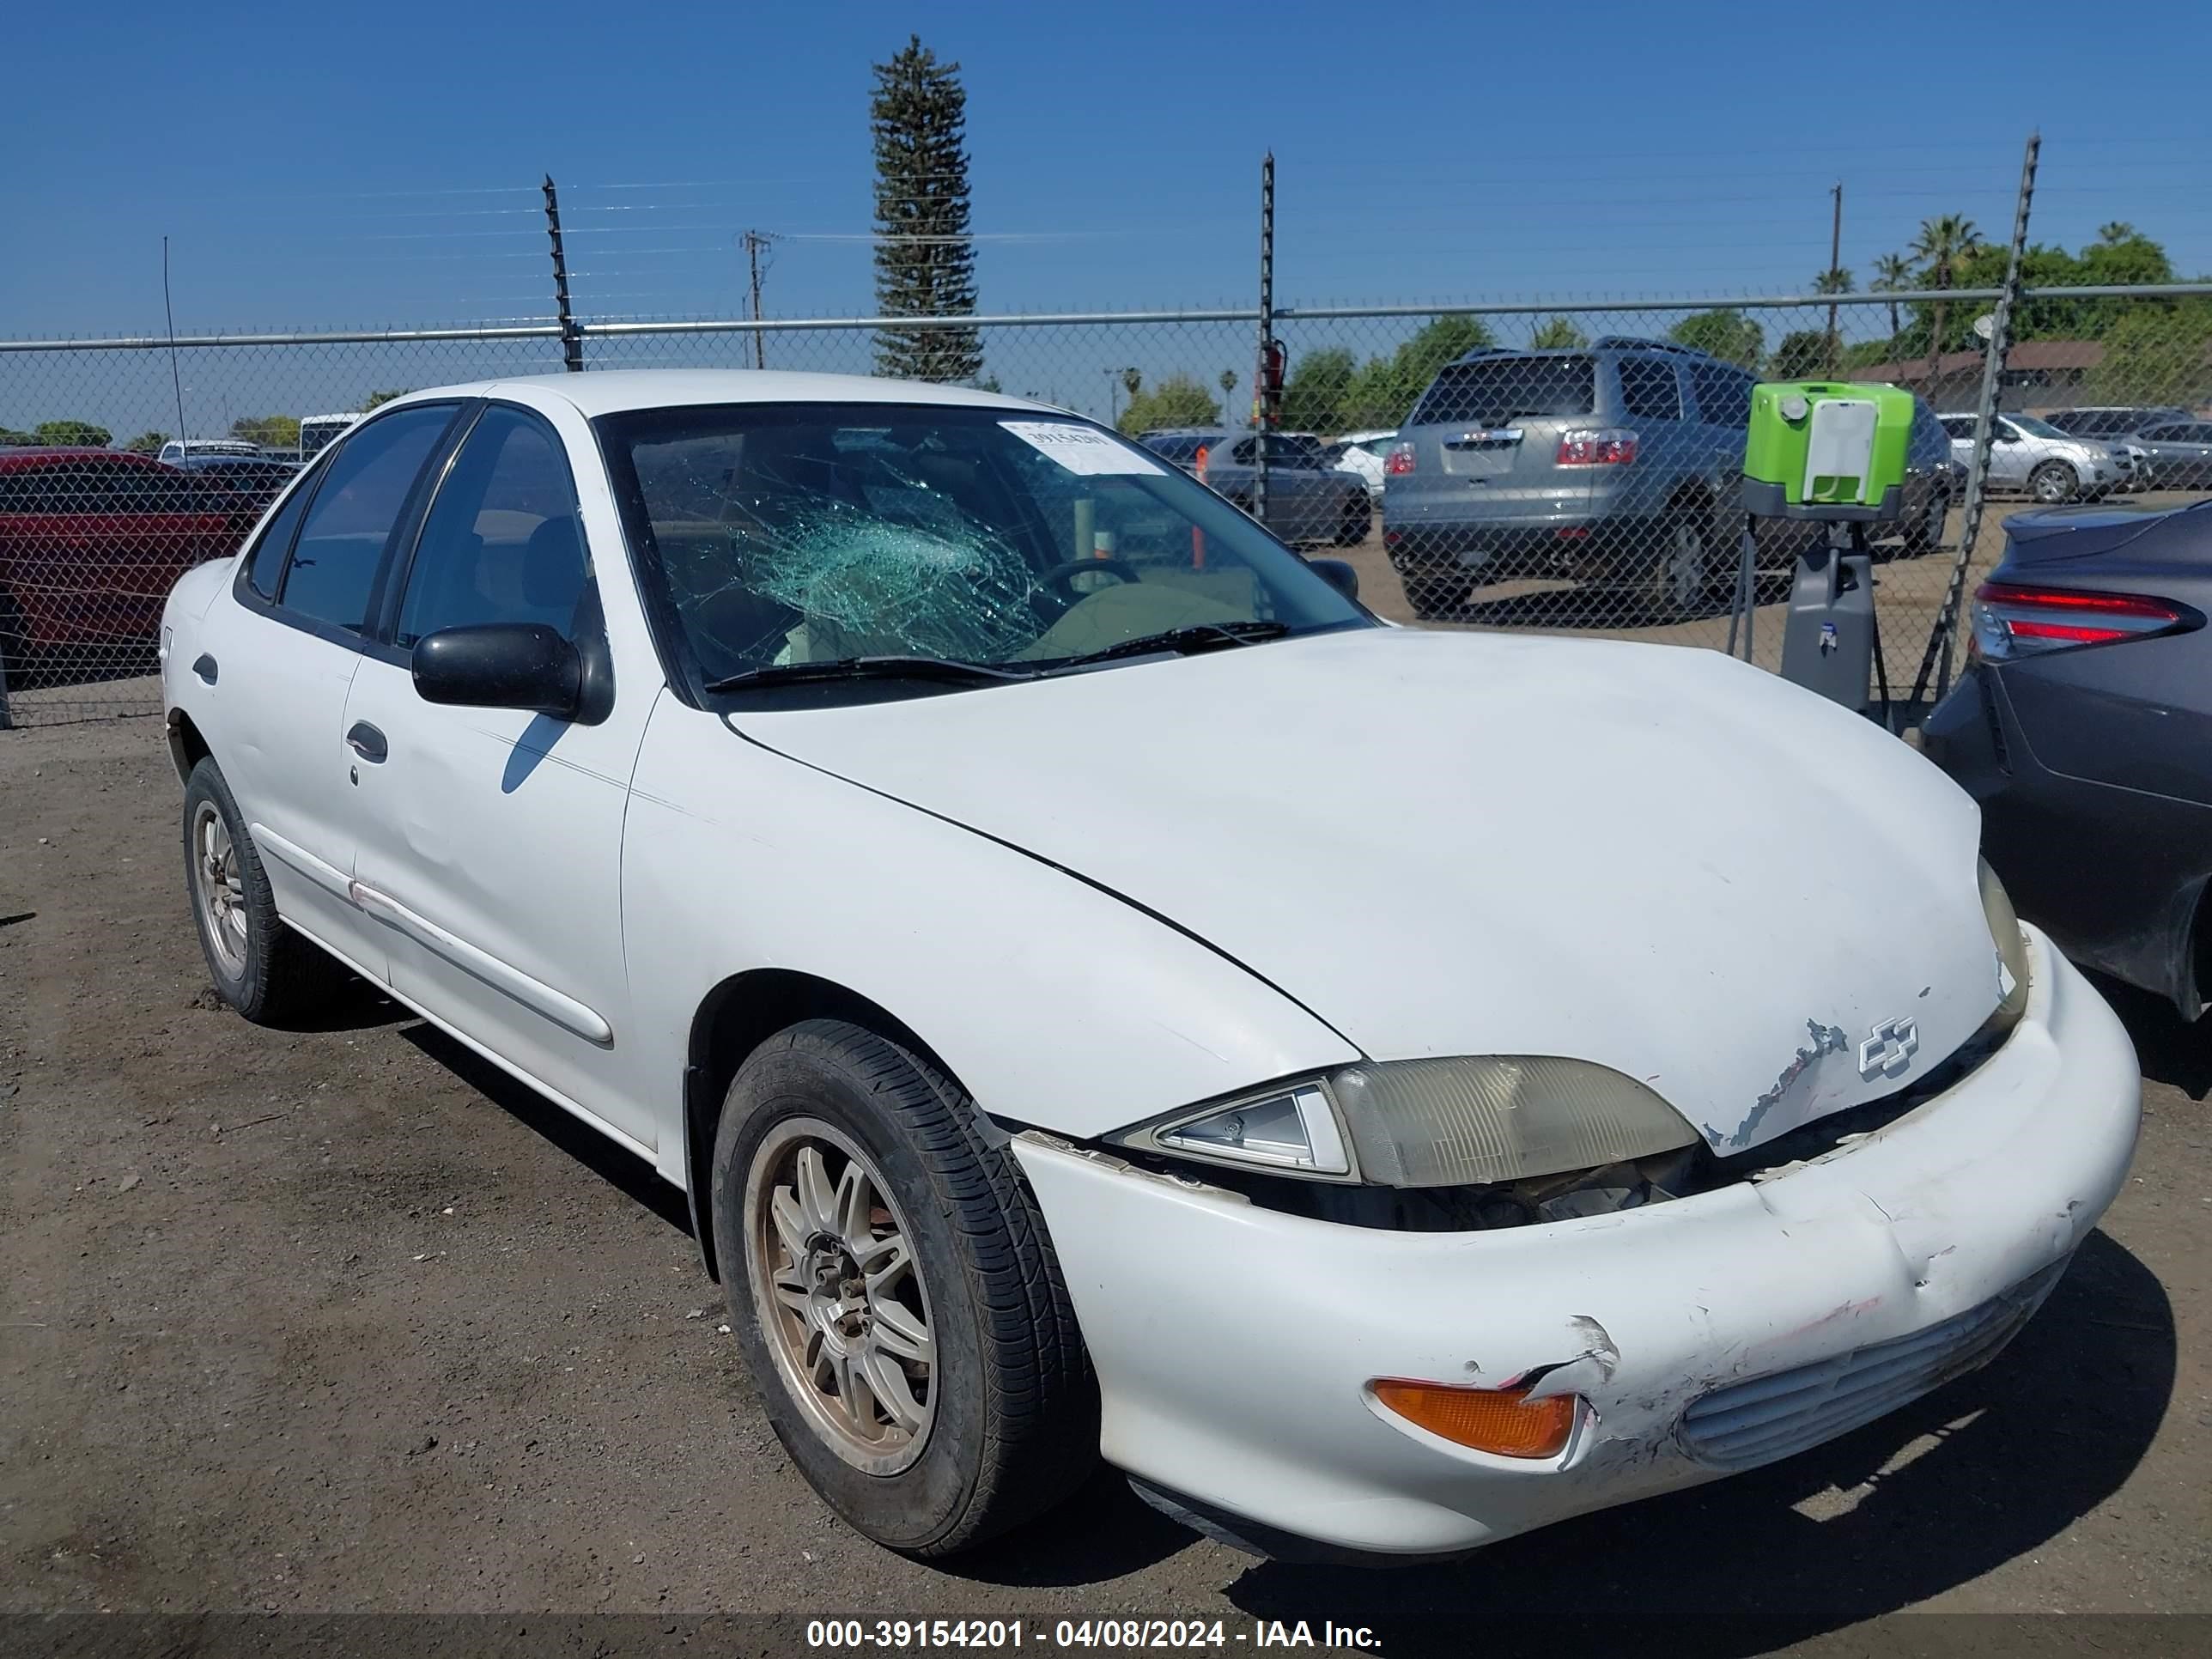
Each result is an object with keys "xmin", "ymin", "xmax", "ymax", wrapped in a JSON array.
[
  {"xmin": 746, "ymin": 1117, "xmax": 937, "ymax": 1474},
  {"xmin": 191, "ymin": 801, "xmax": 249, "ymax": 978}
]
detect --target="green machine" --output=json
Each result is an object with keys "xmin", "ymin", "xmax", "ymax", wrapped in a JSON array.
[{"xmin": 1729, "ymin": 380, "xmax": 1916, "ymax": 726}]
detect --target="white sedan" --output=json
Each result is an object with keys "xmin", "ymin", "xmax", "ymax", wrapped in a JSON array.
[{"xmin": 160, "ymin": 370, "xmax": 2140, "ymax": 1562}]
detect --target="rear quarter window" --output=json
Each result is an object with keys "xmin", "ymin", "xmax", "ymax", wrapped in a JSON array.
[
  {"xmin": 1617, "ymin": 357, "xmax": 1683, "ymax": 422},
  {"xmin": 1409, "ymin": 356, "xmax": 1596, "ymax": 427}
]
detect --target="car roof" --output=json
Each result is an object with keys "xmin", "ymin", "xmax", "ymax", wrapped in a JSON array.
[
  {"xmin": 386, "ymin": 369, "xmax": 1053, "ymax": 421},
  {"xmin": 0, "ymin": 447, "xmax": 174, "ymax": 470}
]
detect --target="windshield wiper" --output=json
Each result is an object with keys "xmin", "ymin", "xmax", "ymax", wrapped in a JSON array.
[
  {"xmin": 703, "ymin": 655, "xmax": 1035, "ymax": 693},
  {"xmin": 1041, "ymin": 619, "xmax": 1291, "ymax": 672}
]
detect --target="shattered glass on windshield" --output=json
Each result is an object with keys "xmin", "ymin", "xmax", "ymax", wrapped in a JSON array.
[{"xmin": 600, "ymin": 402, "xmax": 1368, "ymax": 690}]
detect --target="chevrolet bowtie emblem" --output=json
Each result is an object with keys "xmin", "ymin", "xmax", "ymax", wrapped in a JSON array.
[{"xmin": 1857, "ymin": 1016, "xmax": 1919, "ymax": 1081}]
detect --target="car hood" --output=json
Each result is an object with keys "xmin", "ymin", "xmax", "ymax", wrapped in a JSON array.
[{"xmin": 729, "ymin": 628, "xmax": 2006, "ymax": 1157}]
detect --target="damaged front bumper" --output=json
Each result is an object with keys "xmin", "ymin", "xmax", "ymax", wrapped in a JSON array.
[{"xmin": 1012, "ymin": 926, "xmax": 2139, "ymax": 1557}]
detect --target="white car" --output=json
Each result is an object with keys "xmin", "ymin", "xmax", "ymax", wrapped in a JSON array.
[
  {"xmin": 1324, "ymin": 428, "xmax": 1396, "ymax": 501},
  {"xmin": 161, "ymin": 371, "xmax": 2139, "ymax": 1563}
]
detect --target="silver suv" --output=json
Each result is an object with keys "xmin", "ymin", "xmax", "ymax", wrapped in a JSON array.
[
  {"xmin": 1382, "ymin": 339, "xmax": 1759, "ymax": 622},
  {"xmin": 1936, "ymin": 412, "xmax": 2130, "ymax": 503}
]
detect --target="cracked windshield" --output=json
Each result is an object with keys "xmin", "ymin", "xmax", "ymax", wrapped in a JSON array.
[{"xmin": 598, "ymin": 402, "xmax": 1368, "ymax": 689}]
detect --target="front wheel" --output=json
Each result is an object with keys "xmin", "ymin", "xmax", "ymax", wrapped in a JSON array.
[
  {"xmin": 1902, "ymin": 490, "xmax": 1949, "ymax": 556},
  {"xmin": 181, "ymin": 758, "xmax": 349, "ymax": 1024},
  {"xmin": 712, "ymin": 1020, "xmax": 1097, "ymax": 1555},
  {"xmin": 2031, "ymin": 462, "xmax": 2078, "ymax": 504},
  {"xmin": 1633, "ymin": 512, "xmax": 1711, "ymax": 623},
  {"xmin": 0, "ymin": 588, "xmax": 29, "ymax": 693}
]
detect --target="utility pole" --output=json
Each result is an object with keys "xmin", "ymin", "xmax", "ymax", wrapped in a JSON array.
[
  {"xmin": 742, "ymin": 229, "xmax": 777, "ymax": 369},
  {"xmin": 1826, "ymin": 180, "xmax": 1844, "ymax": 379},
  {"xmin": 1254, "ymin": 151, "xmax": 1276, "ymax": 532},
  {"xmin": 544, "ymin": 175, "xmax": 582, "ymax": 373}
]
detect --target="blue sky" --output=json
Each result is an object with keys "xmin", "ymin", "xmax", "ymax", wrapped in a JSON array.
[{"xmin": 3, "ymin": 0, "xmax": 2208, "ymax": 338}]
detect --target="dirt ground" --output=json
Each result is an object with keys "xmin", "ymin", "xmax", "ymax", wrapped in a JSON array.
[{"xmin": 2, "ymin": 694, "xmax": 2209, "ymax": 1654}]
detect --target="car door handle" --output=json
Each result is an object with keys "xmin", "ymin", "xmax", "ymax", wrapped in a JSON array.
[{"xmin": 346, "ymin": 721, "xmax": 388, "ymax": 763}]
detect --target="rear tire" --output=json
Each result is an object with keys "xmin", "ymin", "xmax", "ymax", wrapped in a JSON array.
[
  {"xmin": 0, "ymin": 588, "xmax": 29, "ymax": 693},
  {"xmin": 1903, "ymin": 490, "xmax": 1949, "ymax": 556},
  {"xmin": 1396, "ymin": 562, "xmax": 1463, "ymax": 621},
  {"xmin": 182, "ymin": 757, "xmax": 349, "ymax": 1024},
  {"xmin": 711, "ymin": 1019, "xmax": 1097, "ymax": 1556},
  {"xmin": 1334, "ymin": 493, "xmax": 1371, "ymax": 548},
  {"xmin": 1634, "ymin": 509, "xmax": 1712, "ymax": 623},
  {"xmin": 2031, "ymin": 462, "xmax": 2077, "ymax": 504}
]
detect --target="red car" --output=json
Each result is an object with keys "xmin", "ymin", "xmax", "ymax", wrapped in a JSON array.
[{"xmin": 0, "ymin": 448, "xmax": 255, "ymax": 686}]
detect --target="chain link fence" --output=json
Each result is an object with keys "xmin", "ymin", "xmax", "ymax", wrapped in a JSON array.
[{"xmin": 4, "ymin": 289, "xmax": 2209, "ymax": 726}]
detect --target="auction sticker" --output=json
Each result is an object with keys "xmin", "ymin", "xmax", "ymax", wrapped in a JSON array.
[{"xmin": 1001, "ymin": 421, "xmax": 1165, "ymax": 476}]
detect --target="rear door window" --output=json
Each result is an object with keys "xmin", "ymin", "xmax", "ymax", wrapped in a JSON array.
[
  {"xmin": 1409, "ymin": 356, "xmax": 1595, "ymax": 427},
  {"xmin": 1617, "ymin": 357, "xmax": 1684, "ymax": 422},
  {"xmin": 276, "ymin": 403, "xmax": 456, "ymax": 634},
  {"xmin": 1690, "ymin": 364, "xmax": 1753, "ymax": 426}
]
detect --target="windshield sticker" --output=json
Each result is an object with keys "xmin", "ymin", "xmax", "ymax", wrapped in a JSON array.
[{"xmin": 1000, "ymin": 421, "xmax": 1165, "ymax": 477}]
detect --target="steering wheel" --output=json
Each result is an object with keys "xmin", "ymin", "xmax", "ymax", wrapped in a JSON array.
[{"xmin": 1039, "ymin": 557, "xmax": 1142, "ymax": 602}]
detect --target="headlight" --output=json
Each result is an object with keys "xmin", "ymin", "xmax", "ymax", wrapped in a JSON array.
[
  {"xmin": 1978, "ymin": 857, "xmax": 2031, "ymax": 1031},
  {"xmin": 1110, "ymin": 1056, "xmax": 1700, "ymax": 1188}
]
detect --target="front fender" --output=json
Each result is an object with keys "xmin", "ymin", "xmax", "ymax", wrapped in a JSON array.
[{"xmin": 621, "ymin": 699, "xmax": 1361, "ymax": 1188}]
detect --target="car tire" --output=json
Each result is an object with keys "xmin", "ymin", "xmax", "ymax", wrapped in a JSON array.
[
  {"xmin": 1397, "ymin": 562, "xmax": 1462, "ymax": 621},
  {"xmin": 182, "ymin": 757, "xmax": 350, "ymax": 1024},
  {"xmin": 0, "ymin": 588, "xmax": 28, "ymax": 693},
  {"xmin": 1903, "ymin": 490, "xmax": 1949, "ymax": 556},
  {"xmin": 711, "ymin": 1019, "xmax": 1097, "ymax": 1556},
  {"xmin": 1334, "ymin": 493, "xmax": 1371, "ymax": 548},
  {"xmin": 1634, "ymin": 508, "xmax": 1712, "ymax": 623},
  {"xmin": 2031, "ymin": 462, "xmax": 2078, "ymax": 504}
]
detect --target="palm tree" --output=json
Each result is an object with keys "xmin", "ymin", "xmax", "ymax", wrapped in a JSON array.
[
  {"xmin": 1219, "ymin": 368, "xmax": 1238, "ymax": 419},
  {"xmin": 1871, "ymin": 252, "xmax": 1913, "ymax": 360},
  {"xmin": 1121, "ymin": 367, "xmax": 1143, "ymax": 402},
  {"xmin": 1911, "ymin": 215, "xmax": 1984, "ymax": 397},
  {"xmin": 2098, "ymin": 221, "xmax": 2137, "ymax": 246},
  {"xmin": 1813, "ymin": 267, "xmax": 1855, "ymax": 294}
]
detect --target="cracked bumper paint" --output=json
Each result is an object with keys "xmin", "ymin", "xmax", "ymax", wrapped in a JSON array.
[{"xmin": 1013, "ymin": 927, "xmax": 2139, "ymax": 1556}]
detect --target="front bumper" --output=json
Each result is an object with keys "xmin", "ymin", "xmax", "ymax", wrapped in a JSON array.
[{"xmin": 1015, "ymin": 927, "xmax": 2137, "ymax": 1556}]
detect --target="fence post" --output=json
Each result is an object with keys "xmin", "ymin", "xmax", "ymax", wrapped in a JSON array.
[
  {"xmin": 1253, "ymin": 151, "xmax": 1274, "ymax": 530},
  {"xmin": 1913, "ymin": 131, "xmax": 2039, "ymax": 710},
  {"xmin": 543, "ymin": 174, "xmax": 583, "ymax": 373}
]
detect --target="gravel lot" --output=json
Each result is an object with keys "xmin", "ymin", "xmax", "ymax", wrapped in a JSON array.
[{"xmin": 3, "ymin": 702, "xmax": 2209, "ymax": 1655}]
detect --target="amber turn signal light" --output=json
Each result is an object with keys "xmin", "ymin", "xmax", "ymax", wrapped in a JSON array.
[{"xmin": 1370, "ymin": 1379, "xmax": 1580, "ymax": 1459}]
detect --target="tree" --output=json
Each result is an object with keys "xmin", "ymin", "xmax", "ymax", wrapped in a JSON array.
[
  {"xmin": 1281, "ymin": 346, "xmax": 1355, "ymax": 433},
  {"xmin": 1120, "ymin": 367, "xmax": 1143, "ymax": 403},
  {"xmin": 1339, "ymin": 315, "xmax": 1498, "ymax": 428},
  {"xmin": 1768, "ymin": 330, "xmax": 1830, "ymax": 380},
  {"xmin": 869, "ymin": 35, "xmax": 981, "ymax": 383},
  {"xmin": 1218, "ymin": 368, "xmax": 1238, "ymax": 420},
  {"xmin": 1529, "ymin": 316, "xmax": 1588, "ymax": 349},
  {"xmin": 121, "ymin": 430, "xmax": 170, "ymax": 455},
  {"xmin": 2098, "ymin": 222, "xmax": 2137, "ymax": 246},
  {"xmin": 361, "ymin": 389, "xmax": 412, "ymax": 410},
  {"xmin": 1813, "ymin": 267, "xmax": 1855, "ymax": 295},
  {"xmin": 1871, "ymin": 252, "xmax": 1913, "ymax": 361},
  {"xmin": 1910, "ymin": 214, "xmax": 1984, "ymax": 392},
  {"xmin": 0, "ymin": 426, "xmax": 34, "ymax": 447},
  {"xmin": 231, "ymin": 414, "xmax": 301, "ymax": 451},
  {"xmin": 1668, "ymin": 309, "xmax": 1763, "ymax": 368},
  {"xmin": 1116, "ymin": 374, "xmax": 1220, "ymax": 435},
  {"xmin": 33, "ymin": 419, "xmax": 112, "ymax": 447}
]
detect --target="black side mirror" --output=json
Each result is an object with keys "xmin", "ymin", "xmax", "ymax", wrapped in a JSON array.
[
  {"xmin": 413, "ymin": 623, "xmax": 581, "ymax": 719},
  {"xmin": 1307, "ymin": 556, "xmax": 1359, "ymax": 601}
]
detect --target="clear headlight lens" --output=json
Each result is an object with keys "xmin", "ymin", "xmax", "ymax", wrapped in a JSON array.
[
  {"xmin": 1114, "ymin": 1056, "xmax": 1700, "ymax": 1188},
  {"xmin": 1979, "ymin": 857, "xmax": 2031, "ymax": 1031}
]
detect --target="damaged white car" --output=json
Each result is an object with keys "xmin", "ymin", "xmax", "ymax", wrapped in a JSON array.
[{"xmin": 160, "ymin": 371, "xmax": 2141, "ymax": 1561}]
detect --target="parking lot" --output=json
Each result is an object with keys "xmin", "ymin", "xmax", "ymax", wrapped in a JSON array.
[{"xmin": 3, "ymin": 702, "xmax": 2207, "ymax": 1655}]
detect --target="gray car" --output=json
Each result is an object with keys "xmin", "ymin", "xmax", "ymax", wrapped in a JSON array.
[
  {"xmin": 2126, "ymin": 418, "xmax": 2212, "ymax": 489},
  {"xmin": 1382, "ymin": 339, "xmax": 1790, "ymax": 622},
  {"xmin": 1938, "ymin": 412, "xmax": 2130, "ymax": 503},
  {"xmin": 1139, "ymin": 428, "xmax": 1371, "ymax": 547},
  {"xmin": 2045, "ymin": 405, "xmax": 2191, "ymax": 442},
  {"xmin": 1923, "ymin": 499, "xmax": 2212, "ymax": 1012}
]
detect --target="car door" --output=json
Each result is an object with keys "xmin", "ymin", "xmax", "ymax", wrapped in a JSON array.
[
  {"xmin": 1986, "ymin": 418, "xmax": 2033, "ymax": 489},
  {"xmin": 339, "ymin": 400, "xmax": 657, "ymax": 1152},
  {"xmin": 204, "ymin": 400, "xmax": 463, "ymax": 978}
]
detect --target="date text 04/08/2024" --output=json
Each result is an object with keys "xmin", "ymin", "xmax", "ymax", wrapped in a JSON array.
[{"xmin": 804, "ymin": 1619, "xmax": 1382, "ymax": 1650}]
